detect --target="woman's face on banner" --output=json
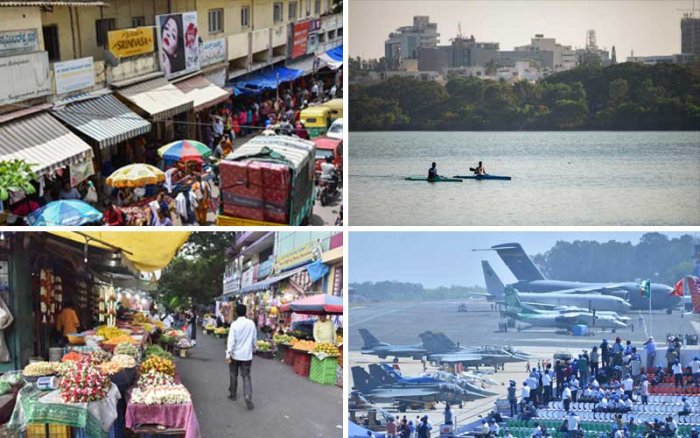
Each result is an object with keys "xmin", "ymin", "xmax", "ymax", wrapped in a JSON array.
[{"xmin": 162, "ymin": 17, "xmax": 179, "ymax": 56}]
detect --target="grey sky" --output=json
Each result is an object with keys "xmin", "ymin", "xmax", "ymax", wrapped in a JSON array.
[
  {"xmin": 349, "ymin": 232, "xmax": 696, "ymax": 288},
  {"xmin": 350, "ymin": 0, "xmax": 694, "ymax": 60}
]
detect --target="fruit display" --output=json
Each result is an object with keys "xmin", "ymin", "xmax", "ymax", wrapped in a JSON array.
[
  {"xmin": 143, "ymin": 345, "xmax": 174, "ymax": 362},
  {"xmin": 137, "ymin": 370, "xmax": 175, "ymax": 390},
  {"xmin": 104, "ymin": 334, "xmax": 138, "ymax": 345},
  {"xmin": 337, "ymin": 335, "xmax": 343, "ymax": 344},
  {"xmin": 88, "ymin": 349, "xmax": 112, "ymax": 365},
  {"xmin": 205, "ymin": 324, "xmax": 216, "ymax": 332},
  {"xmin": 164, "ymin": 329, "xmax": 185, "ymax": 339},
  {"xmin": 312, "ymin": 343, "xmax": 340, "ymax": 357},
  {"xmin": 159, "ymin": 335, "xmax": 176, "ymax": 346},
  {"xmin": 62, "ymin": 352, "xmax": 85, "ymax": 363},
  {"xmin": 100, "ymin": 361, "xmax": 122, "ymax": 375},
  {"xmin": 110, "ymin": 354, "xmax": 137, "ymax": 369},
  {"xmin": 133, "ymin": 313, "xmax": 148, "ymax": 323},
  {"xmin": 291, "ymin": 340, "xmax": 315, "ymax": 351},
  {"xmin": 0, "ymin": 372, "xmax": 22, "ymax": 386},
  {"xmin": 114, "ymin": 343, "xmax": 139, "ymax": 359},
  {"xmin": 96, "ymin": 326, "xmax": 123, "ymax": 340},
  {"xmin": 140, "ymin": 356, "xmax": 175, "ymax": 377},
  {"xmin": 59, "ymin": 361, "xmax": 111, "ymax": 403},
  {"xmin": 23, "ymin": 362, "xmax": 55, "ymax": 377},
  {"xmin": 213, "ymin": 327, "xmax": 229, "ymax": 335},
  {"xmin": 256, "ymin": 341, "xmax": 271, "ymax": 352},
  {"xmin": 273, "ymin": 334, "xmax": 296, "ymax": 345},
  {"xmin": 130, "ymin": 384, "xmax": 191, "ymax": 405}
]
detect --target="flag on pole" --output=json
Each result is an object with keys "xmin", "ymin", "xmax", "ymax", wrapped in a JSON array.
[
  {"xmin": 672, "ymin": 278, "xmax": 685, "ymax": 297},
  {"xmin": 640, "ymin": 279, "xmax": 651, "ymax": 297}
]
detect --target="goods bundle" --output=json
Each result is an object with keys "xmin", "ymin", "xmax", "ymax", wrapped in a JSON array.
[
  {"xmin": 137, "ymin": 370, "xmax": 175, "ymax": 390},
  {"xmin": 114, "ymin": 343, "xmax": 139, "ymax": 359},
  {"xmin": 219, "ymin": 161, "xmax": 291, "ymax": 223},
  {"xmin": 130, "ymin": 384, "xmax": 191, "ymax": 405},
  {"xmin": 144, "ymin": 345, "xmax": 174, "ymax": 362},
  {"xmin": 59, "ymin": 361, "xmax": 111, "ymax": 403},
  {"xmin": 140, "ymin": 356, "xmax": 175, "ymax": 377}
]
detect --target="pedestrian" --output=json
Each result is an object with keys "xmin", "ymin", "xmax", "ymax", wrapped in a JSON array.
[
  {"xmin": 417, "ymin": 416, "xmax": 431, "ymax": 438},
  {"xmin": 542, "ymin": 365, "xmax": 552, "ymax": 405},
  {"xmin": 590, "ymin": 346, "xmax": 600, "ymax": 376},
  {"xmin": 443, "ymin": 404, "xmax": 452, "ymax": 425},
  {"xmin": 521, "ymin": 381, "xmax": 531, "ymax": 404},
  {"xmin": 578, "ymin": 353, "xmax": 589, "ymax": 383},
  {"xmin": 387, "ymin": 417, "xmax": 397, "ymax": 438},
  {"xmin": 562, "ymin": 383, "xmax": 572, "ymax": 412},
  {"xmin": 672, "ymin": 360, "xmax": 683, "ymax": 388},
  {"xmin": 59, "ymin": 181, "xmax": 82, "ymax": 200},
  {"xmin": 689, "ymin": 356, "xmax": 700, "ymax": 387},
  {"xmin": 507, "ymin": 381, "xmax": 518, "ymax": 417},
  {"xmin": 566, "ymin": 411, "xmax": 580, "ymax": 438},
  {"xmin": 189, "ymin": 308, "xmax": 197, "ymax": 345},
  {"xmin": 175, "ymin": 186, "xmax": 198, "ymax": 225},
  {"xmin": 55, "ymin": 298, "xmax": 80, "ymax": 346},
  {"xmin": 600, "ymin": 339, "xmax": 610, "ymax": 369},
  {"xmin": 667, "ymin": 346, "xmax": 679, "ymax": 374},
  {"xmin": 192, "ymin": 176, "xmax": 211, "ymax": 226},
  {"xmin": 225, "ymin": 303, "xmax": 257, "ymax": 410},
  {"xmin": 640, "ymin": 375, "xmax": 649, "ymax": 405},
  {"xmin": 644, "ymin": 337, "xmax": 657, "ymax": 372}
]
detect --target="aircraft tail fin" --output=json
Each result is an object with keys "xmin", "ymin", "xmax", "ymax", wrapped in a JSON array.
[
  {"xmin": 352, "ymin": 366, "xmax": 381, "ymax": 393},
  {"xmin": 419, "ymin": 331, "xmax": 457, "ymax": 354},
  {"xmin": 482, "ymin": 261, "xmax": 506, "ymax": 298},
  {"xmin": 369, "ymin": 363, "xmax": 397, "ymax": 385},
  {"xmin": 491, "ymin": 243, "xmax": 545, "ymax": 281},
  {"xmin": 358, "ymin": 328, "xmax": 381, "ymax": 349},
  {"xmin": 504, "ymin": 286, "xmax": 525, "ymax": 309}
]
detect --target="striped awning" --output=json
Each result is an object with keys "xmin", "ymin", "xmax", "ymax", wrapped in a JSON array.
[
  {"xmin": 240, "ymin": 265, "xmax": 309, "ymax": 294},
  {"xmin": 116, "ymin": 77, "xmax": 193, "ymax": 121},
  {"xmin": 0, "ymin": 112, "xmax": 93, "ymax": 174},
  {"xmin": 51, "ymin": 94, "xmax": 151, "ymax": 149},
  {"xmin": 174, "ymin": 75, "xmax": 231, "ymax": 113}
]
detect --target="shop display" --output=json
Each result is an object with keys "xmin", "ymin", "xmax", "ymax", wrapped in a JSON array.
[
  {"xmin": 99, "ymin": 361, "xmax": 123, "ymax": 375},
  {"xmin": 108, "ymin": 354, "xmax": 137, "ymax": 369},
  {"xmin": 291, "ymin": 339, "xmax": 315, "ymax": 351},
  {"xmin": 311, "ymin": 343, "xmax": 340, "ymax": 357},
  {"xmin": 23, "ymin": 361, "xmax": 55, "ymax": 377},
  {"xmin": 137, "ymin": 370, "xmax": 175, "ymax": 390},
  {"xmin": 143, "ymin": 345, "xmax": 174, "ymax": 361},
  {"xmin": 256, "ymin": 340, "xmax": 271, "ymax": 352},
  {"xmin": 273, "ymin": 334, "xmax": 296, "ymax": 345},
  {"xmin": 130, "ymin": 384, "xmax": 191, "ymax": 405},
  {"xmin": 98, "ymin": 285, "xmax": 118, "ymax": 326},
  {"xmin": 96, "ymin": 325, "xmax": 123, "ymax": 340},
  {"xmin": 76, "ymin": 280, "xmax": 88, "ymax": 310},
  {"xmin": 104, "ymin": 334, "xmax": 139, "ymax": 345},
  {"xmin": 59, "ymin": 361, "xmax": 111, "ymax": 403},
  {"xmin": 140, "ymin": 356, "xmax": 175, "ymax": 377},
  {"xmin": 176, "ymin": 338, "xmax": 193, "ymax": 349},
  {"xmin": 88, "ymin": 349, "xmax": 112, "ymax": 365},
  {"xmin": 61, "ymin": 352, "xmax": 85, "ymax": 363},
  {"xmin": 114, "ymin": 342, "xmax": 139, "ymax": 359}
]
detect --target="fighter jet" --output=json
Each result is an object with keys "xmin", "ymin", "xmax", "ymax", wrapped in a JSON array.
[
  {"xmin": 351, "ymin": 366, "xmax": 479, "ymax": 410},
  {"xmin": 369, "ymin": 364, "xmax": 500, "ymax": 397},
  {"xmin": 477, "ymin": 243, "xmax": 679, "ymax": 310},
  {"xmin": 503, "ymin": 287, "xmax": 628, "ymax": 330},
  {"xmin": 358, "ymin": 328, "xmax": 427, "ymax": 359},
  {"xmin": 482, "ymin": 261, "xmax": 632, "ymax": 313}
]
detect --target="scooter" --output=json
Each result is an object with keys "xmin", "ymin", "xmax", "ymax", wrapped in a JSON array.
[{"xmin": 317, "ymin": 170, "xmax": 341, "ymax": 206}]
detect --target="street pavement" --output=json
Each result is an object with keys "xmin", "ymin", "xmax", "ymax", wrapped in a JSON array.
[{"xmin": 175, "ymin": 328, "xmax": 343, "ymax": 438}]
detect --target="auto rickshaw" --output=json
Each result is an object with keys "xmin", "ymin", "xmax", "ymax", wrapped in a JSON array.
[
  {"xmin": 321, "ymin": 98, "xmax": 343, "ymax": 121},
  {"xmin": 300, "ymin": 106, "xmax": 331, "ymax": 138}
]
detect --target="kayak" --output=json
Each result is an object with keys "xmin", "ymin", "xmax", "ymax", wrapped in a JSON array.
[
  {"xmin": 453, "ymin": 175, "xmax": 512, "ymax": 181},
  {"xmin": 405, "ymin": 176, "xmax": 462, "ymax": 182}
]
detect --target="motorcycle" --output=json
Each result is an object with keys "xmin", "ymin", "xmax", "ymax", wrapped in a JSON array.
[{"xmin": 317, "ymin": 169, "xmax": 341, "ymax": 206}]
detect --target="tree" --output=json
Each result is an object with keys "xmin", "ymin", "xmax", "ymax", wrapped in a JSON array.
[
  {"xmin": 609, "ymin": 78, "xmax": 629, "ymax": 106},
  {"xmin": 0, "ymin": 159, "xmax": 37, "ymax": 201},
  {"xmin": 332, "ymin": 0, "xmax": 342, "ymax": 14}
]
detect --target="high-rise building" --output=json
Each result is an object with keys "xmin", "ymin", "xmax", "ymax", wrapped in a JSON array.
[
  {"xmin": 385, "ymin": 16, "xmax": 440, "ymax": 69},
  {"xmin": 514, "ymin": 34, "xmax": 576, "ymax": 71},
  {"xmin": 681, "ymin": 15, "xmax": 700, "ymax": 55}
]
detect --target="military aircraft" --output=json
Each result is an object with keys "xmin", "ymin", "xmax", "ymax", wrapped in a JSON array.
[
  {"xmin": 359, "ymin": 328, "xmax": 426, "ymax": 359},
  {"xmin": 370, "ymin": 364, "xmax": 499, "ymax": 397},
  {"xmin": 503, "ymin": 287, "xmax": 628, "ymax": 330},
  {"xmin": 351, "ymin": 366, "xmax": 479, "ymax": 411},
  {"xmin": 476, "ymin": 243, "xmax": 679, "ymax": 310},
  {"xmin": 482, "ymin": 261, "xmax": 632, "ymax": 313}
]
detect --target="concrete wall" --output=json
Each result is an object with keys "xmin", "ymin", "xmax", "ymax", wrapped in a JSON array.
[{"xmin": 0, "ymin": 7, "xmax": 45, "ymax": 50}]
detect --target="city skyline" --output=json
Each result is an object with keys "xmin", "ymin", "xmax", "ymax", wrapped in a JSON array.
[{"xmin": 350, "ymin": 0, "xmax": 695, "ymax": 60}]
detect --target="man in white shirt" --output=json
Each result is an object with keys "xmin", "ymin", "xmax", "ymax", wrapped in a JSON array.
[
  {"xmin": 566, "ymin": 411, "xmax": 579, "ymax": 434},
  {"xmin": 689, "ymin": 356, "xmax": 700, "ymax": 387},
  {"xmin": 225, "ymin": 303, "xmax": 257, "ymax": 409},
  {"xmin": 542, "ymin": 368, "xmax": 552, "ymax": 405},
  {"xmin": 622, "ymin": 374, "xmax": 634, "ymax": 398},
  {"xmin": 521, "ymin": 381, "xmax": 531, "ymax": 404}
]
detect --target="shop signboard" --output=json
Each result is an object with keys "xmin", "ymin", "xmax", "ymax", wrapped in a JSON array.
[
  {"xmin": 275, "ymin": 241, "xmax": 321, "ymax": 272},
  {"xmin": 291, "ymin": 20, "xmax": 310, "ymax": 59},
  {"xmin": 200, "ymin": 38, "xmax": 226, "ymax": 67},
  {"xmin": 0, "ymin": 51, "xmax": 50, "ymax": 105},
  {"xmin": 257, "ymin": 257, "xmax": 274, "ymax": 280},
  {"xmin": 107, "ymin": 27, "xmax": 155, "ymax": 58},
  {"xmin": 54, "ymin": 57, "xmax": 95, "ymax": 95},
  {"xmin": 307, "ymin": 34, "xmax": 319, "ymax": 55},
  {"xmin": 156, "ymin": 11, "xmax": 201, "ymax": 79},
  {"xmin": 0, "ymin": 29, "xmax": 39, "ymax": 56},
  {"xmin": 332, "ymin": 265, "xmax": 343, "ymax": 296},
  {"xmin": 69, "ymin": 158, "xmax": 95, "ymax": 187},
  {"xmin": 241, "ymin": 266, "xmax": 256, "ymax": 288}
]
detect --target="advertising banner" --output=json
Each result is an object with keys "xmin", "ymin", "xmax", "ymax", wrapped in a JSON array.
[
  {"xmin": 54, "ymin": 57, "xmax": 95, "ymax": 95},
  {"xmin": 291, "ymin": 21, "xmax": 310, "ymax": 59},
  {"xmin": 275, "ymin": 241, "xmax": 322, "ymax": 272},
  {"xmin": 156, "ymin": 11, "xmax": 200, "ymax": 78},
  {"xmin": 241, "ymin": 266, "xmax": 256, "ymax": 288},
  {"xmin": 69, "ymin": 158, "xmax": 95, "ymax": 187},
  {"xmin": 0, "ymin": 29, "xmax": 39, "ymax": 56},
  {"xmin": 108, "ymin": 27, "xmax": 155, "ymax": 58},
  {"xmin": 200, "ymin": 38, "xmax": 226, "ymax": 67},
  {"xmin": 0, "ymin": 51, "xmax": 50, "ymax": 105}
]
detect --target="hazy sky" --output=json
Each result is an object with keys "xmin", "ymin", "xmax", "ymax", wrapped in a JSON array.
[
  {"xmin": 350, "ymin": 0, "xmax": 694, "ymax": 59},
  {"xmin": 349, "ymin": 232, "xmax": 695, "ymax": 288}
]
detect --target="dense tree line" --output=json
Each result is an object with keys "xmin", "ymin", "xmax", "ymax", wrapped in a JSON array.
[
  {"xmin": 530, "ymin": 233, "xmax": 696, "ymax": 286},
  {"xmin": 349, "ymin": 62, "xmax": 700, "ymax": 130},
  {"xmin": 350, "ymin": 281, "xmax": 486, "ymax": 301}
]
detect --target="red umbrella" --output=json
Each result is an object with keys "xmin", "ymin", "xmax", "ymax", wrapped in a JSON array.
[{"xmin": 280, "ymin": 294, "xmax": 343, "ymax": 315}]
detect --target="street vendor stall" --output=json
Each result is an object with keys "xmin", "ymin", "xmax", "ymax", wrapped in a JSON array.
[{"xmin": 105, "ymin": 164, "xmax": 170, "ymax": 226}]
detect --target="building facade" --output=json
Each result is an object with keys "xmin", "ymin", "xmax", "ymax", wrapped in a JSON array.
[
  {"xmin": 385, "ymin": 15, "xmax": 439, "ymax": 69},
  {"xmin": 681, "ymin": 15, "xmax": 700, "ymax": 55}
]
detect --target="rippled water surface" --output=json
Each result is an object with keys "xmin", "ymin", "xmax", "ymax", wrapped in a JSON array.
[{"xmin": 349, "ymin": 131, "xmax": 700, "ymax": 225}]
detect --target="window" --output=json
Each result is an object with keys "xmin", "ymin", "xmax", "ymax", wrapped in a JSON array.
[
  {"xmin": 289, "ymin": 1, "xmax": 298, "ymax": 20},
  {"xmin": 208, "ymin": 8, "xmax": 223, "ymax": 33},
  {"xmin": 42, "ymin": 25, "xmax": 60, "ymax": 61},
  {"xmin": 241, "ymin": 6, "xmax": 250, "ymax": 28},
  {"xmin": 273, "ymin": 2, "xmax": 283, "ymax": 23},
  {"xmin": 95, "ymin": 18, "xmax": 115, "ymax": 47},
  {"xmin": 324, "ymin": 0, "xmax": 330, "ymax": 13},
  {"xmin": 306, "ymin": 0, "xmax": 311, "ymax": 16},
  {"xmin": 314, "ymin": 0, "xmax": 320, "ymax": 14},
  {"xmin": 132, "ymin": 16, "xmax": 145, "ymax": 27}
]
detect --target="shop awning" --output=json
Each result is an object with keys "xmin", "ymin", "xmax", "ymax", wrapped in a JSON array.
[
  {"xmin": 318, "ymin": 45, "xmax": 343, "ymax": 70},
  {"xmin": 279, "ymin": 293, "xmax": 343, "ymax": 315},
  {"xmin": 0, "ymin": 112, "xmax": 93, "ymax": 174},
  {"xmin": 228, "ymin": 66, "xmax": 303, "ymax": 96},
  {"xmin": 174, "ymin": 75, "xmax": 231, "ymax": 113},
  {"xmin": 285, "ymin": 55, "xmax": 325, "ymax": 75},
  {"xmin": 116, "ymin": 77, "xmax": 193, "ymax": 121},
  {"xmin": 51, "ymin": 93, "xmax": 151, "ymax": 149},
  {"xmin": 51, "ymin": 231, "xmax": 191, "ymax": 273},
  {"xmin": 240, "ymin": 265, "xmax": 308, "ymax": 294}
]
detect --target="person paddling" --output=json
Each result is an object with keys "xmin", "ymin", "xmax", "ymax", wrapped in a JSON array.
[
  {"xmin": 428, "ymin": 162, "xmax": 440, "ymax": 180},
  {"xmin": 471, "ymin": 161, "xmax": 486, "ymax": 176}
]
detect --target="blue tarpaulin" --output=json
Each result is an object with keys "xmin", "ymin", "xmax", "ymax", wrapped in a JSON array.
[
  {"xmin": 319, "ymin": 45, "xmax": 343, "ymax": 69},
  {"xmin": 228, "ymin": 66, "xmax": 304, "ymax": 96},
  {"xmin": 325, "ymin": 45, "xmax": 343, "ymax": 62},
  {"xmin": 306, "ymin": 259, "xmax": 330, "ymax": 283}
]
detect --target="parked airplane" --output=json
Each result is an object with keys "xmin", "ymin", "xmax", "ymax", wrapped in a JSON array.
[
  {"xmin": 359, "ymin": 328, "xmax": 426, "ymax": 359},
  {"xmin": 371, "ymin": 364, "xmax": 499, "ymax": 397},
  {"xmin": 476, "ymin": 243, "xmax": 679, "ymax": 310},
  {"xmin": 503, "ymin": 287, "xmax": 628, "ymax": 330},
  {"xmin": 482, "ymin": 261, "xmax": 632, "ymax": 313}
]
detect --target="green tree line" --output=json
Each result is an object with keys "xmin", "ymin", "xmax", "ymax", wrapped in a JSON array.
[
  {"xmin": 349, "ymin": 62, "xmax": 700, "ymax": 130},
  {"xmin": 530, "ymin": 232, "xmax": 696, "ymax": 286},
  {"xmin": 350, "ymin": 281, "xmax": 486, "ymax": 301}
]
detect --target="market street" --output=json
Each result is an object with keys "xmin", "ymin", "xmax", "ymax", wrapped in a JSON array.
[{"xmin": 176, "ymin": 328, "xmax": 344, "ymax": 438}]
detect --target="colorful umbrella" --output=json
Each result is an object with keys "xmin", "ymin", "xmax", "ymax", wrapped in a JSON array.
[
  {"xmin": 25, "ymin": 200, "xmax": 103, "ymax": 226},
  {"xmin": 106, "ymin": 164, "xmax": 165, "ymax": 188},
  {"xmin": 157, "ymin": 140, "xmax": 212, "ymax": 162},
  {"xmin": 280, "ymin": 294, "xmax": 343, "ymax": 315}
]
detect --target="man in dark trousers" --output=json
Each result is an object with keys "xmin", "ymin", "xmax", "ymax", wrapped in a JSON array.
[{"xmin": 225, "ymin": 303, "xmax": 257, "ymax": 410}]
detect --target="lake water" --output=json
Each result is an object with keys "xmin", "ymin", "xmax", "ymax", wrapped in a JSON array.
[{"xmin": 349, "ymin": 131, "xmax": 700, "ymax": 225}]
